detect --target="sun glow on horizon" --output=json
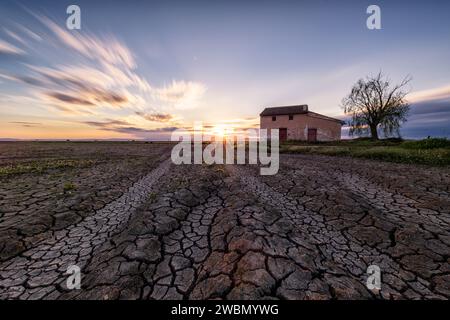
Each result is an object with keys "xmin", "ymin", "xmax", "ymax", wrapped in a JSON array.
[{"xmin": 209, "ymin": 124, "xmax": 230, "ymax": 138}]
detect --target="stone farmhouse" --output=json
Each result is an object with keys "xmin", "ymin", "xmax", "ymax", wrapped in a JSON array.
[{"xmin": 260, "ymin": 105, "xmax": 343, "ymax": 142}]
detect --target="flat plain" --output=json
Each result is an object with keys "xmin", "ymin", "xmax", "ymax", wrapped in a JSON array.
[{"xmin": 0, "ymin": 142, "xmax": 449, "ymax": 300}]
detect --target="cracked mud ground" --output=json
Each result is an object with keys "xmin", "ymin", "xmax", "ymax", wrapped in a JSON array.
[{"xmin": 0, "ymin": 143, "xmax": 449, "ymax": 300}]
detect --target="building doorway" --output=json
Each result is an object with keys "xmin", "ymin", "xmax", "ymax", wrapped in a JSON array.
[
  {"xmin": 279, "ymin": 128, "xmax": 287, "ymax": 142},
  {"xmin": 307, "ymin": 128, "xmax": 317, "ymax": 142}
]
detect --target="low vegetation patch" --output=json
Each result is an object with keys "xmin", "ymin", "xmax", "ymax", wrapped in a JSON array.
[
  {"xmin": 280, "ymin": 138, "xmax": 450, "ymax": 166},
  {"xmin": 63, "ymin": 182, "xmax": 77, "ymax": 194},
  {"xmin": 401, "ymin": 138, "xmax": 450, "ymax": 150},
  {"xmin": 0, "ymin": 159, "xmax": 95, "ymax": 176}
]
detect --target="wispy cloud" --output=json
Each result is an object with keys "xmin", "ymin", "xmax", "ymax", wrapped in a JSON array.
[
  {"xmin": 0, "ymin": 39, "xmax": 25, "ymax": 55},
  {"xmin": 135, "ymin": 111, "xmax": 173, "ymax": 122},
  {"xmin": 44, "ymin": 92, "xmax": 95, "ymax": 106},
  {"xmin": 83, "ymin": 119, "xmax": 179, "ymax": 139},
  {"xmin": 83, "ymin": 119, "xmax": 130, "ymax": 128},
  {"xmin": 388, "ymin": 84, "xmax": 450, "ymax": 138},
  {"xmin": 1, "ymin": 12, "xmax": 205, "ymax": 125},
  {"xmin": 15, "ymin": 24, "xmax": 42, "ymax": 41},
  {"xmin": 1, "ymin": 21, "xmax": 148, "ymax": 114},
  {"xmin": 153, "ymin": 80, "xmax": 206, "ymax": 109},
  {"xmin": 107, "ymin": 126, "xmax": 179, "ymax": 134},
  {"xmin": 408, "ymin": 84, "xmax": 450, "ymax": 103},
  {"xmin": 37, "ymin": 15, "xmax": 136, "ymax": 69},
  {"xmin": 9, "ymin": 121, "xmax": 42, "ymax": 127},
  {"xmin": 3, "ymin": 28, "xmax": 27, "ymax": 46},
  {"xmin": 3, "ymin": 64, "xmax": 138, "ymax": 112},
  {"xmin": 0, "ymin": 9, "xmax": 207, "ymax": 139},
  {"xmin": 407, "ymin": 84, "xmax": 450, "ymax": 121}
]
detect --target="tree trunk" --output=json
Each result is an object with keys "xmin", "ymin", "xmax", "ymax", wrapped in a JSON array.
[{"xmin": 370, "ymin": 124, "xmax": 379, "ymax": 140}]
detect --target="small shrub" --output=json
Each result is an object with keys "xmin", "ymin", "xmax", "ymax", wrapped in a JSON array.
[
  {"xmin": 148, "ymin": 192, "xmax": 157, "ymax": 202},
  {"xmin": 63, "ymin": 182, "xmax": 76, "ymax": 193}
]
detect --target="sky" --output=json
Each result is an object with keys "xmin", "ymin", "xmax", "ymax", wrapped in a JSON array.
[{"xmin": 0, "ymin": 0, "xmax": 450, "ymax": 140}]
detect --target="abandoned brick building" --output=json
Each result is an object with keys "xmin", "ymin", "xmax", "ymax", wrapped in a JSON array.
[{"xmin": 260, "ymin": 105, "xmax": 343, "ymax": 142}]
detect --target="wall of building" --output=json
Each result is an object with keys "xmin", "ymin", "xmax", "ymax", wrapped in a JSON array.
[{"xmin": 260, "ymin": 113, "xmax": 341, "ymax": 141}]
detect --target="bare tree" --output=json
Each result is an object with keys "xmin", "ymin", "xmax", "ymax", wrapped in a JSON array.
[{"xmin": 342, "ymin": 72, "xmax": 411, "ymax": 140}]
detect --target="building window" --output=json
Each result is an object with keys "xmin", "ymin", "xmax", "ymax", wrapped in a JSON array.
[
  {"xmin": 272, "ymin": 116, "xmax": 276, "ymax": 121},
  {"xmin": 289, "ymin": 115, "xmax": 294, "ymax": 120}
]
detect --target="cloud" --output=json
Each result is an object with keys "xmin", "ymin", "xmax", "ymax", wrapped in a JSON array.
[
  {"xmin": 38, "ymin": 15, "xmax": 136, "ymax": 69},
  {"xmin": 3, "ymin": 28, "xmax": 27, "ymax": 46},
  {"xmin": 408, "ymin": 85, "xmax": 450, "ymax": 103},
  {"xmin": 135, "ymin": 111, "xmax": 173, "ymax": 122},
  {"xmin": 44, "ymin": 87, "xmax": 129, "ymax": 107},
  {"xmin": 44, "ymin": 92, "xmax": 95, "ymax": 106},
  {"xmin": 9, "ymin": 121, "xmax": 42, "ymax": 127},
  {"xmin": 105, "ymin": 126, "xmax": 179, "ymax": 134},
  {"xmin": 401, "ymin": 86, "xmax": 450, "ymax": 138},
  {"xmin": 406, "ymin": 85, "xmax": 450, "ymax": 123},
  {"xmin": 15, "ymin": 24, "xmax": 42, "ymax": 41},
  {"xmin": 83, "ymin": 119, "xmax": 130, "ymax": 128},
  {"xmin": 3, "ymin": 49, "xmax": 145, "ymax": 112},
  {"xmin": 2, "ymin": 15, "xmax": 205, "ymax": 114},
  {"xmin": 1, "ymin": 13, "xmax": 207, "ymax": 139},
  {"xmin": 401, "ymin": 109, "xmax": 450, "ymax": 139},
  {"xmin": 0, "ymin": 39, "xmax": 25, "ymax": 55},
  {"xmin": 27, "ymin": 65, "xmax": 115, "ymax": 88},
  {"xmin": 83, "ymin": 119, "xmax": 179, "ymax": 140},
  {"xmin": 9, "ymin": 75, "xmax": 47, "ymax": 86},
  {"xmin": 410, "ymin": 99, "xmax": 450, "ymax": 116},
  {"xmin": 153, "ymin": 80, "xmax": 206, "ymax": 109},
  {"xmin": 0, "ymin": 14, "xmax": 154, "ymax": 114},
  {"xmin": 83, "ymin": 119, "xmax": 178, "ymax": 132}
]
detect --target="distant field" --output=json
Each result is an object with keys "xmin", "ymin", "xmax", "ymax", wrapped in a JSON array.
[
  {"xmin": 0, "ymin": 141, "xmax": 172, "ymax": 176},
  {"xmin": 280, "ymin": 138, "xmax": 450, "ymax": 166}
]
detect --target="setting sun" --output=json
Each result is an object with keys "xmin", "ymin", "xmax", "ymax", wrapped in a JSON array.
[{"xmin": 210, "ymin": 125, "xmax": 229, "ymax": 138}]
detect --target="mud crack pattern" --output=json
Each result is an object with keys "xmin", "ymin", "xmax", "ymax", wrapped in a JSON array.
[{"xmin": 0, "ymin": 148, "xmax": 449, "ymax": 300}]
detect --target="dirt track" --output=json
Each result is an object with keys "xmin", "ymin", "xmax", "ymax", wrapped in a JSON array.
[{"xmin": 0, "ymin": 143, "xmax": 449, "ymax": 299}]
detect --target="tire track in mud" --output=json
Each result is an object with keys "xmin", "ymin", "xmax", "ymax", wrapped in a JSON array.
[
  {"xmin": 59, "ymin": 163, "xmax": 231, "ymax": 300},
  {"xmin": 0, "ymin": 158, "xmax": 172, "ymax": 299},
  {"xmin": 1, "ymin": 152, "xmax": 449, "ymax": 300},
  {"xmin": 228, "ymin": 156, "xmax": 449, "ymax": 299}
]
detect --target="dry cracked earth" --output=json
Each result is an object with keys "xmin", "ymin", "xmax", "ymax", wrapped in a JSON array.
[{"xmin": 0, "ymin": 142, "xmax": 449, "ymax": 300}]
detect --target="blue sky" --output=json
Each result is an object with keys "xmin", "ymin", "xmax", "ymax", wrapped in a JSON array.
[{"xmin": 1, "ymin": 0, "xmax": 450, "ymax": 139}]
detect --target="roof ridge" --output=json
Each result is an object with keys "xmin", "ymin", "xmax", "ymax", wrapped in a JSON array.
[
  {"xmin": 260, "ymin": 105, "xmax": 308, "ymax": 116},
  {"xmin": 307, "ymin": 111, "xmax": 344, "ymax": 123}
]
